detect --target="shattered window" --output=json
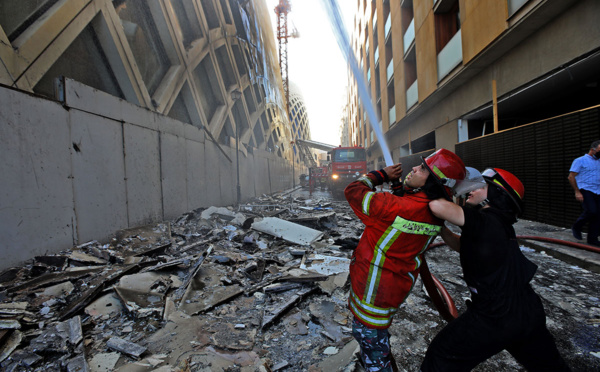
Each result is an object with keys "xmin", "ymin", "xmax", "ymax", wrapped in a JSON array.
[
  {"xmin": 169, "ymin": 0, "xmax": 203, "ymax": 50},
  {"xmin": 0, "ymin": 0, "xmax": 59, "ymax": 42},
  {"xmin": 113, "ymin": 0, "xmax": 170, "ymax": 95},
  {"xmin": 167, "ymin": 93, "xmax": 192, "ymax": 126},
  {"xmin": 193, "ymin": 56, "xmax": 223, "ymax": 124},
  {"xmin": 33, "ymin": 20, "xmax": 124, "ymax": 100}
]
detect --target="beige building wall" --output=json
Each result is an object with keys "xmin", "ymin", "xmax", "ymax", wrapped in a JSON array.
[{"xmin": 345, "ymin": 0, "xmax": 600, "ymax": 165}]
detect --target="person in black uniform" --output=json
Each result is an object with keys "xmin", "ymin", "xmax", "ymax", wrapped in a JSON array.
[{"xmin": 420, "ymin": 168, "xmax": 570, "ymax": 372}]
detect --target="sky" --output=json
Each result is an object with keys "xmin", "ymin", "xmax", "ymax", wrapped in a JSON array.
[{"xmin": 264, "ymin": 0, "xmax": 356, "ymax": 146}]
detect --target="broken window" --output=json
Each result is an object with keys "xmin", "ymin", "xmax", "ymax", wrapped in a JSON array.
[
  {"xmin": 113, "ymin": 0, "xmax": 170, "ymax": 95},
  {"xmin": 33, "ymin": 18, "xmax": 124, "ymax": 100},
  {"xmin": 0, "ymin": 0, "xmax": 59, "ymax": 42},
  {"xmin": 169, "ymin": 0, "xmax": 204, "ymax": 50}
]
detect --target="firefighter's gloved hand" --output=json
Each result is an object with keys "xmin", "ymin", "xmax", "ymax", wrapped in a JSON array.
[
  {"xmin": 382, "ymin": 163, "xmax": 403, "ymax": 182},
  {"xmin": 391, "ymin": 180, "xmax": 404, "ymax": 196}
]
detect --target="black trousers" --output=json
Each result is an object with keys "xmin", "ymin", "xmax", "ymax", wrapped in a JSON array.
[
  {"xmin": 421, "ymin": 294, "xmax": 570, "ymax": 372},
  {"xmin": 573, "ymin": 189, "xmax": 600, "ymax": 244}
]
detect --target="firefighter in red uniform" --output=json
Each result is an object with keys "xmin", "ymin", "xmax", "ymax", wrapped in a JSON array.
[{"xmin": 345, "ymin": 149, "xmax": 467, "ymax": 371}]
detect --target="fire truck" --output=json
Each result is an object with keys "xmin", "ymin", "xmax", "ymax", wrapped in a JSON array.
[
  {"xmin": 327, "ymin": 146, "xmax": 367, "ymax": 191},
  {"xmin": 295, "ymin": 140, "xmax": 367, "ymax": 192}
]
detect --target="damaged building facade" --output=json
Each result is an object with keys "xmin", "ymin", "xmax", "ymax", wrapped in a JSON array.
[{"xmin": 0, "ymin": 0, "xmax": 310, "ymax": 269}]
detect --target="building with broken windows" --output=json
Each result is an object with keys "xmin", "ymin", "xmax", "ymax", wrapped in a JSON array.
[
  {"xmin": 345, "ymin": 0, "xmax": 600, "ymax": 227},
  {"xmin": 0, "ymin": 0, "xmax": 306, "ymax": 269}
]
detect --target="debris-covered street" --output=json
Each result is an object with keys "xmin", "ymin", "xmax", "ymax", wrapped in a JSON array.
[{"xmin": 1, "ymin": 187, "xmax": 599, "ymax": 372}]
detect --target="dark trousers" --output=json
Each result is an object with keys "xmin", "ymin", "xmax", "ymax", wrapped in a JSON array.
[
  {"xmin": 573, "ymin": 189, "xmax": 600, "ymax": 244},
  {"xmin": 420, "ymin": 295, "xmax": 570, "ymax": 372}
]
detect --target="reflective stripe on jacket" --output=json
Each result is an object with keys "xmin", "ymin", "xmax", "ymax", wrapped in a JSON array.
[{"xmin": 345, "ymin": 174, "xmax": 442, "ymax": 329}]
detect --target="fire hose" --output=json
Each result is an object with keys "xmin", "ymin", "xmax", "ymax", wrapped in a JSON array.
[{"xmin": 420, "ymin": 236, "xmax": 600, "ymax": 322}]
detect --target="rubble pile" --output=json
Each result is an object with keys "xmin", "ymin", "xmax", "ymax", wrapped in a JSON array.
[{"xmin": 0, "ymin": 189, "xmax": 599, "ymax": 371}]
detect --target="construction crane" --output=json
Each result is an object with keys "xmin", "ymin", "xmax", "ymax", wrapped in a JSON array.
[{"xmin": 274, "ymin": 0, "xmax": 297, "ymax": 112}]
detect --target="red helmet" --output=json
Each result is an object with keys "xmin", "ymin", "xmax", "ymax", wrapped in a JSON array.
[
  {"xmin": 482, "ymin": 168, "xmax": 524, "ymax": 213},
  {"xmin": 421, "ymin": 149, "xmax": 467, "ymax": 200}
]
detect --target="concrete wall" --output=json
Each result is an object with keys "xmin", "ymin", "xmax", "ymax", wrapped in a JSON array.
[{"xmin": 0, "ymin": 80, "xmax": 295, "ymax": 270}]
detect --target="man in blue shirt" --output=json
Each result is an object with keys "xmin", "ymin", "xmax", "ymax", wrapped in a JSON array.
[{"xmin": 568, "ymin": 140, "xmax": 600, "ymax": 246}]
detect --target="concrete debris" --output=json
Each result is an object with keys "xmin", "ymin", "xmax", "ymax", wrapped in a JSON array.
[
  {"xmin": 0, "ymin": 190, "xmax": 599, "ymax": 371},
  {"xmin": 251, "ymin": 217, "xmax": 324, "ymax": 245}
]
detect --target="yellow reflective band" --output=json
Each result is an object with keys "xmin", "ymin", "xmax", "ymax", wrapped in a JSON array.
[
  {"xmin": 350, "ymin": 288, "xmax": 397, "ymax": 327},
  {"xmin": 358, "ymin": 175, "xmax": 374, "ymax": 189},
  {"xmin": 494, "ymin": 179, "xmax": 521, "ymax": 199},
  {"xmin": 362, "ymin": 191, "xmax": 375, "ymax": 215},
  {"xmin": 351, "ymin": 289, "xmax": 395, "ymax": 315},
  {"xmin": 391, "ymin": 216, "xmax": 442, "ymax": 236},
  {"xmin": 364, "ymin": 226, "xmax": 401, "ymax": 303},
  {"xmin": 432, "ymin": 165, "xmax": 447, "ymax": 179}
]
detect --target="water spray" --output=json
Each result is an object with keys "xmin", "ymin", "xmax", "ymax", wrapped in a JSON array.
[{"xmin": 320, "ymin": 0, "xmax": 394, "ymax": 167}]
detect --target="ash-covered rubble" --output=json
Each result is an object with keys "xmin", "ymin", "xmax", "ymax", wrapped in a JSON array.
[
  {"xmin": 0, "ymin": 190, "xmax": 599, "ymax": 372},
  {"xmin": 0, "ymin": 193, "xmax": 362, "ymax": 371}
]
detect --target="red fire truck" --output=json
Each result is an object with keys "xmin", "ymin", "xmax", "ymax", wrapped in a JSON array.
[{"xmin": 327, "ymin": 146, "xmax": 367, "ymax": 192}]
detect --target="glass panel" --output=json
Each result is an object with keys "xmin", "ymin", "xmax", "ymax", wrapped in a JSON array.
[
  {"xmin": 169, "ymin": 0, "xmax": 203, "ymax": 50},
  {"xmin": 508, "ymin": 0, "xmax": 529, "ymax": 16},
  {"xmin": 389, "ymin": 105, "xmax": 396, "ymax": 124},
  {"xmin": 193, "ymin": 56, "xmax": 223, "ymax": 123},
  {"xmin": 215, "ymin": 45, "xmax": 235, "ymax": 89},
  {"xmin": 385, "ymin": 13, "xmax": 392, "ymax": 38},
  {"xmin": 114, "ymin": 0, "xmax": 170, "ymax": 95},
  {"xmin": 387, "ymin": 59, "xmax": 394, "ymax": 82},
  {"xmin": 437, "ymin": 29, "xmax": 462, "ymax": 80},
  {"xmin": 219, "ymin": 0, "xmax": 232, "ymax": 24},
  {"xmin": 403, "ymin": 18, "xmax": 415, "ymax": 54},
  {"xmin": 0, "ymin": 0, "xmax": 59, "ymax": 42},
  {"xmin": 333, "ymin": 148, "xmax": 366, "ymax": 162},
  {"xmin": 406, "ymin": 79, "xmax": 418, "ymax": 109},
  {"xmin": 203, "ymin": 0, "xmax": 220, "ymax": 29},
  {"xmin": 33, "ymin": 21, "xmax": 123, "ymax": 99},
  {"xmin": 167, "ymin": 93, "xmax": 193, "ymax": 125}
]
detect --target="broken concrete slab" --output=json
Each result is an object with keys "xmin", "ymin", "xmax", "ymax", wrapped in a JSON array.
[
  {"xmin": 85, "ymin": 293, "xmax": 123, "ymax": 318},
  {"xmin": 317, "ymin": 272, "xmax": 349, "ymax": 295},
  {"xmin": 179, "ymin": 264, "xmax": 243, "ymax": 315},
  {"xmin": 315, "ymin": 340, "xmax": 360, "ymax": 370},
  {"xmin": 300, "ymin": 254, "xmax": 350, "ymax": 276},
  {"xmin": 42, "ymin": 281, "xmax": 75, "ymax": 297},
  {"xmin": 0, "ymin": 320, "xmax": 21, "ymax": 330},
  {"xmin": 201, "ymin": 206, "xmax": 247, "ymax": 226},
  {"xmin": 106, "ymin": 337, "xmax": 146, "ymax": 359},
  {"xmin": 210, "ymin": 322, "xmax": 257, "ymax": 350},
  {"xmin": 0, "ymin": 330, "xmax": 22, "ymax": 363},
  {"xmin": 67, "ymin": 354, "xmax": 90, "ymax": 372},
  {"xmin": 89, "ymin": 352, "xmax": 120, "ymax": 372},
  {"xmin": 261, "ymin": 286, "xmax": 315, "ymax": 329},
  {"xmin": 251, "ymin": 217, "xmax": 324, "ymax": 246}
]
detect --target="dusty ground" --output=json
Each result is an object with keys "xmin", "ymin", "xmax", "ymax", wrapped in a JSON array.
[{"xmin": 0, "ymin": 187, "xmax": 599, "ymax": 371}]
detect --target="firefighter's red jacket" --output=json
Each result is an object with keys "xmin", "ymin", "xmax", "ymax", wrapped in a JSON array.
[{"xmin": 345, "ymin": 173, "xmax": 442, "ymax": 329}]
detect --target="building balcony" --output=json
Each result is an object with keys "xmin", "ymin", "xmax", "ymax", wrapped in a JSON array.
[
  {"xmin": 406, "ymin": 79, "xmax": 418, "ymax": 110},
  {"xmin": 385, "ymin": 14, "xmax": 392, "ymax": 40},
  {"xmin": 387, "ymin": 59, "xmax": 394, "ymax": 83},
  {"xmin": 389, "ymin": 105, "xmax": 396, "ymax": 124},
  {"xmin": 437, "ymin": 29, "xmax": 462, "ymax": 81},
  {"xmin": 403, "ymin": 18, "xmax": 415, "ymax": 55}
]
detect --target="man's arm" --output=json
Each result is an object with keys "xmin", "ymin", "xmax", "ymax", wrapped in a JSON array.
[
  {"xmin": 429, "ymin": 198, "xmax": 465, "ymax": 227},
  {"xmin": 568, "ymin": 172, "xmax": 583, "ymax": 202}
]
